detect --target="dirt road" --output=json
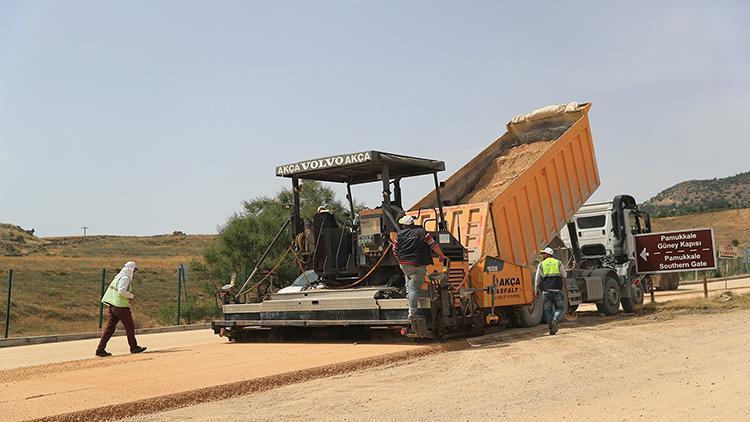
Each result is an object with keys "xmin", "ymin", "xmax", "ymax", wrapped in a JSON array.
[
  {"xmin": 0, "ymin": 330, "xmax": 425, "ymax": 421},
  {"xmin": 4, "ymin": 279, "xmax": 750, "ymax": 421},
  {"xmin": 131, "ymin": 309, "xmax": 750, "ymax": 421}
]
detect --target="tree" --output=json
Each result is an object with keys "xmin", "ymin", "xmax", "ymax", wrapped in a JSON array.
[{"xmin": 199, "ymin": 181, "xmax": 353, "ymax": 290}]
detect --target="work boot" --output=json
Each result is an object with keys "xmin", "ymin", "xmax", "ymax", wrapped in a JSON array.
[
  {"xmin": 130, "ymin": 346, "xmax": 147, "ymax": 354},
  {"xmin": 95, "ymin": 349, "xmax": 112, "ymax": 357},
  {"xmin": 549, "ymin": 319, "xmax": 559, "ymax": 335}
]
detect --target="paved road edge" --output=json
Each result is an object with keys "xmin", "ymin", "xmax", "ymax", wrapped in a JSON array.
[{"xmin": 0, "ymin": 324, "xmax": 211, "ymax": 349}]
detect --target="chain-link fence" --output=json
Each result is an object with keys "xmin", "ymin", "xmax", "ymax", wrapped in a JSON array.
[
  {"xmin": 0, "ymin": 266, "xmax": 221, "ymax": 338},
  {"xmin": 677, "ymin": 256, "xmax": 750, "ymax": 282}
]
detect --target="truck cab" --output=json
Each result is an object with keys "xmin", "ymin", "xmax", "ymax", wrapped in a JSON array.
[{"xmin": 559, "ymin": 195, "xmax": 652, "ymax": 311}]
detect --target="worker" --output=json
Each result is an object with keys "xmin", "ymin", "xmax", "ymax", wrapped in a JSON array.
[
  {"xmin": 96, "ymin": 261, "xmax": 147, "ymax": 357},
  {"xmin": 313, "ymin": 205, "xmax": 338, "ymax": 232},
  {"xmin": 534, "ymin": 247, "xmax": 568, "ymax": 335},
  {"xmin": 393, "ymin": 215, "xmax": 449, "ymax": 321}
]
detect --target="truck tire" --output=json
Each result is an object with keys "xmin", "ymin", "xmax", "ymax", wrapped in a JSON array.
[
  {"xmin": 621, "ymin": 282, "xmax": 644, "ymax": 313},
  {"xmin": 653, "ymin": 273, "xmax": 680, "ymax": 291},
  {"xmin": 668, "ymin": 273, "xmax": 680, "ymax": 290},
  {"xmin": 596, "ymin": 276, "xmax": 621, "ymax": 316},
  {"xmin": 512, "ymin": 295, "xmax": 544, "ymax": 327}
]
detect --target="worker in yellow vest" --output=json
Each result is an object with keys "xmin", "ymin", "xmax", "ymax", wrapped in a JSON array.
[
  {"xmin": 96, "ymin": 261, "xmax": 147, "ymax": 356},
  {"xmin": 534, "ymin": 247, "xmax": 568, "ymax": 335}
]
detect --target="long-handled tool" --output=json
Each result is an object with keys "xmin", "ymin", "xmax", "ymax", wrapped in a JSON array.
[{"xmin": 234, "ymin": 218, "xmax": 291, "ymax": 301}]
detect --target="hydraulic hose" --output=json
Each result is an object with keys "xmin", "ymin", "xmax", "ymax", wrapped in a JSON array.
[
  {"xmin": 332, "ymin": 244, "xmax": 392, "ymax": 289},
  {"xmin": 236, "ymin": 245, "xmax": 292, "ymax": 298}
]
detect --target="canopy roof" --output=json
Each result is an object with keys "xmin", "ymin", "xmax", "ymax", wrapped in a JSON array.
[{"xmin": 275, "ymin": 150, "xmax": 445, "ymax": 184}]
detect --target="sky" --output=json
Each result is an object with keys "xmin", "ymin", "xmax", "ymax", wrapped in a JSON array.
[{"xmin": 1, "ymin": 1, "xmax": 748, "ymax": 236}]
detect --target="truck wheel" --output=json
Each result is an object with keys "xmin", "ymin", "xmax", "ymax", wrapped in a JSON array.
[
  {"xmin": 512, "ymin": 295, "xmax": 544, "ymax": 327},
  {"xmin": 668, "ymin": 273, "xmax": 680, "ymax": 290},
  {"xmin": 596, "ymin": 276, "xmax": 620, "ymax": 316},
  {"xmin": 653, "ymin": 273, "xmax": 680, "ymax": 291},
  {"xmin": 621, "ymin": 282, "xmax": 644, "ymax": 313}
]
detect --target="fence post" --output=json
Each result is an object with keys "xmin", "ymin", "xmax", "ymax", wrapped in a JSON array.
[
  {"xmin": 176, "ymin": 266, "xmax": 182, "ymax": 326},
  {"xmin": 4, "ymin": 270, "xmax": 12, "ymax": 338},
  {"xmin": 180, "ymin": 264, "xmax": 188, "ymax": 304},
  {"xmin": 98, "ymin": 269, "xmax": 106, "ymax": 329}
]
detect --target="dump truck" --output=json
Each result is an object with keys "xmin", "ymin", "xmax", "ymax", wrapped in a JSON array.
[
  {"xmin": 557, "ymin": 195, "xmax": 680, "ymax": 306},
  {"xmin": 213, "ymin": 101, "xmax": 627, "ymax": 340},
  {"xmin": 558, "ymin": 196, "xmax": 653, "ymax": 312}
]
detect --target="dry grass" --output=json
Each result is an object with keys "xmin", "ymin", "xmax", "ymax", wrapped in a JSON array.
[
  {"xmin": 642, "ymin": 291, "xmax": 750, "ymax": 315},
  {"xmin": 652, "ymin": 207, "xmax": 750, "ymax": 247},
  {"xmin": 0, "ymin": 234, "xmax": 221, "ymax": 337}
]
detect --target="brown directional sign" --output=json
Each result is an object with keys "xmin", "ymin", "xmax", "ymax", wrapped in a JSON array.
[{"xmin": 635, "ymin": 228, "xmax": 716, "ymax": 274}]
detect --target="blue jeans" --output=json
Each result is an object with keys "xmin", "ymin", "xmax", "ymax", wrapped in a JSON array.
[
  {"xmin": 400, "ymin": 264, "xmax": 426, "ymax": 318},
  {"xmin": 543, "ymin": 290, "xmax": 564, "ymax": 328}
]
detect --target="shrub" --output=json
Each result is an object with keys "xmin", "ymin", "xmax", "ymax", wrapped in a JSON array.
[{"xmin": 155, "ymin": 298, "xmax": 220, "ymax": 326}]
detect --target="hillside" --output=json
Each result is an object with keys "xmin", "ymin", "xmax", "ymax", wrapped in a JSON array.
[
  {"xmin": 0, "ymin": 229, "xmax": 217, "ymax": 274},
  {"xmin": 0, "ymin": 224, "xmax": 47, "ymax": 256},
  {"xmin": 642, "ymin": 171, "xmax": 750, "ymax": 217},
  {"xmin": 651, "ymin": 207, "xmax": 750, "ymax": 248}
]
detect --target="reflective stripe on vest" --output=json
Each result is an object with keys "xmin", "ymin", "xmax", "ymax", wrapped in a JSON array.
[
  {"xmin": 541, "ymin": 257, "xmax": 561, "ymax": 277},
  {"xmin": 101, "ymin": 276, "xmax": 132, "ymax": 308}
]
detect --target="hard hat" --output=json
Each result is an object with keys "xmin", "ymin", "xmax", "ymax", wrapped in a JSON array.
[
  {"xmin": 317, "ymin": 206, "xmax": 328, "ymax": 213},
  {"xmin": 398, "ymin": 215, "xmax": 415, "ymax": 225},
  {"xmin": 541, "ymin": 247, "xmax": 554, "ymax": 256}
]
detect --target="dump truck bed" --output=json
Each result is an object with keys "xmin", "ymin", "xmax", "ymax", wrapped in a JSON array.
[{"xmin": 411, "ymin": 102, "xmax": 599, "ymax": 268}]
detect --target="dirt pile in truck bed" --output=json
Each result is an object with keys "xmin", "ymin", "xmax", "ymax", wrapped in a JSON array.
[
  {"xmin": 460, "ymin": 141, "xmax": 553, "ymax": 203},
  {"xmin": 458, "ymin": 140, "xmax": 554, "ymax": 258}
]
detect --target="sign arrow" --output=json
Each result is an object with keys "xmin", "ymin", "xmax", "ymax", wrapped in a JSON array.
[{"xmin": 640, "ymin": 248, "xmax": 649, "ymax": 262}]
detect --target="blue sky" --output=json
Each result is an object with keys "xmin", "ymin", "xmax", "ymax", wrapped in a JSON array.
[{"xmin": 1, "ymin": 1, "xmax": 748, "ymax": 236}]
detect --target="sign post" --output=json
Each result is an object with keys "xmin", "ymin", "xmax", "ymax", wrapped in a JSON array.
[
  {"xmin": 635, "ymin": 228, "xmax": 717, "ymax": 298},
  {"xmin": 704, "ymin": 271, "xmax": 709, "ymax": 298}
]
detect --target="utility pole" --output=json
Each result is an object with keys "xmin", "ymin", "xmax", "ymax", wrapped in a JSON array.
[{"xmin": 81, "ymin": 226, "xmax": 89, "ymax": 241}]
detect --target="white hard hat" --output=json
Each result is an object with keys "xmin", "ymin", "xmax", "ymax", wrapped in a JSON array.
[
  {"xmin": 317, "ymin": 206, "xmax": 328, "ymax": 213},
  {"xmin": 541, "ymin": 247, "xmax": 554, "ymax": 256},
  {"xmin": 398, "ymin": 215, "xmax": 415, "ymax": 225}
]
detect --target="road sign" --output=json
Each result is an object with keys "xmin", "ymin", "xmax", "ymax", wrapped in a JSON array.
[
  {"xmin": 718, "ymin": 245, "xmax": 739, "ymax": 259},
  {"xmin": 635, "ymin": 228, "xmax": 716, "ymax": 274}
]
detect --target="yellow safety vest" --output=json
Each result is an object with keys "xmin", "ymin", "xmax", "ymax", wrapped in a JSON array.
[
  {"xmin": 101, "ymin": 276, "xmax": 132, "ymax": 308},
  {"xmin": 541, "ymin": 257, "xmax": 561, "ymax": 277}
]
